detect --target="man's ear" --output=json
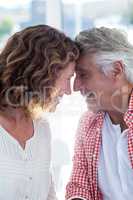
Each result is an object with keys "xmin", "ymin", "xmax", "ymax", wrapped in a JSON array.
[{"xmin": 110, "ymin": 60, "xmax": 125, "ymax": 81}]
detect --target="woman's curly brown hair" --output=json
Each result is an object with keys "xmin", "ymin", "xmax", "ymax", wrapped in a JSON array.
[{"xmin": 0, "ymin": 24, "xmax": 79, "ymax": 115}]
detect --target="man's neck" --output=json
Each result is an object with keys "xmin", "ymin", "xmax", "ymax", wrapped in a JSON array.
[
  {"xmin": 107, "ymin": 111, "xmax": 127, "ymax": 132},
  {"xmin": 107, "ymin": 111, "xmax": 124, "ymax": 125},
  {"xmin": 107, "ymin": 84, "xmax": 133, "ymax": 131}
]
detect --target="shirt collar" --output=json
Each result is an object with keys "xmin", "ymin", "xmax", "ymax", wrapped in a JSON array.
[{"xmin": 124, "ymin": 89, "xmax": 133, "ymax": 128}]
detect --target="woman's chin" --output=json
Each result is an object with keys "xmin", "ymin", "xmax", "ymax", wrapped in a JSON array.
[
  {"xmin": 48, "ymin": 100, "xmax": 60, "ymax": 112},
  {"xmin": 46, "ymin": 96, "xmax": 63, "ymax": 112}
]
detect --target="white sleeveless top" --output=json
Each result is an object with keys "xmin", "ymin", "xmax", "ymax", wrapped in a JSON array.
[{"xmin": 0, "ymin": 118, "xmax": 57, "ymax": 200}]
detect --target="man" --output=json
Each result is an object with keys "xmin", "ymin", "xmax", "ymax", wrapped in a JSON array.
[{"xmin": 66, "ymin": 27, "xmax": 133, "ymax": 200}]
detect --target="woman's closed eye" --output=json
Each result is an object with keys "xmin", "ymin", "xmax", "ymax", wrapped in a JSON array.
[{"xmin": 78, "ymin": 72, "xmax": 89, "ymax": 79}]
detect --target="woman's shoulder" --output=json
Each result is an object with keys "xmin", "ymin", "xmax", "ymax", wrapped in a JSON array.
[
  {"xmin": 35, "ymin": 116, "xmax": 50, "ymax": 126},
  {"xmin": 34, "ymin": 116, "xmax": 51, "ymax": 138}
]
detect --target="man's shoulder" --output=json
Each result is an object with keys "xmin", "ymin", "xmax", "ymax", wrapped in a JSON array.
[
  {"xmin": 77, "ymin": 111, "xmax": 105, "ymax": 138},
  {"xmin": 79, "ymin": 111, "xmax": 98, "ymax": 124},
  {"xmin": 79, "ymin": 111, "xmax": 105, "ymax": 129}
]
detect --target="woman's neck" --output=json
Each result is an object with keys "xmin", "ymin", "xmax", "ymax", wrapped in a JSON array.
[
  {"xmin": 0, "ymin": 107, "xmax": 31, "ymax": 129},
  {"xmin": 0, "ymin": 107, "xmax": 28, "ymax": 120},
  {"xmin": 0, "ymin": 107, "xmax": 34, "ymax": 149}
]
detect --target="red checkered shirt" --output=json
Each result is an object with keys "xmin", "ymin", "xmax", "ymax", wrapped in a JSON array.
[{"xmin": 66, "ymin": 91, "xmax": 133, "ymax": 200}]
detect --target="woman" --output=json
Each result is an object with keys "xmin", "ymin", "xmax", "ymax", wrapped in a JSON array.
[{"xmin": 0, "ymin": 25, "xmax": 79, "ymax": 200}]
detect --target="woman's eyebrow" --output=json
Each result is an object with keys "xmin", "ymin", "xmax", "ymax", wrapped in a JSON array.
[
  {"xmin": 76, "ymin": 66, "xmax": 88, "ymax": 73},
  {"xmin": 76, "ymin": 65, "xmax": 83, "ymax": 71}
]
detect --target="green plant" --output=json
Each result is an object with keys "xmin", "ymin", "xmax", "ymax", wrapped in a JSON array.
[{"xmin": 0, "ymin": 17, "xmax": 14, "ymax": 38}]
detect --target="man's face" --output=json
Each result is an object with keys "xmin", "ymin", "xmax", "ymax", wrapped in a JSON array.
[{"xmin": 73, "ymin": 54, "xmax": 122, "ymax": 113}]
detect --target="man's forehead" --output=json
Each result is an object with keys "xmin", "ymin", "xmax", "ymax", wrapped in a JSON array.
[{"xmin": 76, "ymin": 54, "xmax": 95, "ymax": 71}]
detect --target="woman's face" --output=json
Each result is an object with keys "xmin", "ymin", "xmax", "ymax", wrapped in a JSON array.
[
  {"xmin": 55, "ymin": 61, "xmax": 75, "ymax": 96},
  {"xmin": 49, "ymin": 61, "xmax": 75, "ymax": 110}
]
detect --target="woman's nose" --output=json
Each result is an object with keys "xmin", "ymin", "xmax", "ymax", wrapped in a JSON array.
[{"xmin": 73, "ymin": 78, "xmax": 81, "ymax": 92}]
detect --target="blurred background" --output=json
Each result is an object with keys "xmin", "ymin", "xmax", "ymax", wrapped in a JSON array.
[{"xmin": 0, "ymin": 0, "xmax": 133, "ymax": 199}]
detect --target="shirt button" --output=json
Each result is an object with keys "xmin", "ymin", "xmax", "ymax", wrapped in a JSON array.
[{"xmin": 23, "ymin": 155, "xmax": 28, "ymax": 161}]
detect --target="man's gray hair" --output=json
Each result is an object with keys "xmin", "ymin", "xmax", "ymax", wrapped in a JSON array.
[{"xmin": 75, "ymin": 27, "xmax": 133, "ymax": 83}]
